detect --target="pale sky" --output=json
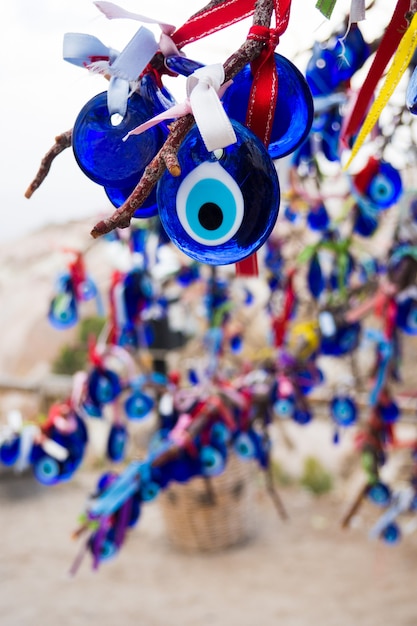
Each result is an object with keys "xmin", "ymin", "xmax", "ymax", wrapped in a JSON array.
[{"xmin": 1, "ymin": 0, "xmax": 389, "ymax": 243}]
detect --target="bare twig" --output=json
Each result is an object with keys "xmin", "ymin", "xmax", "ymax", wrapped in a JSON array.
[{"xmin": 25, "ymin": 130, "xmax": 72, "ymax": 199}]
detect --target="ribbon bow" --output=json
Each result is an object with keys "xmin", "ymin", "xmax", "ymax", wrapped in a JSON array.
[
  {"xmin": 63, "ymin": 28, "xmax": 159, "ymax": 118},
  {"xmin": 123, "ymin": 64, "xmax": 236, "ymax": 152}
]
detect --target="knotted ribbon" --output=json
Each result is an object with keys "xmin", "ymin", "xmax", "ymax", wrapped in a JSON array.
[
  {"xmin": 63, "ymin": 27, "xmax": 159, "ymax": 118},
  {"xmin": 123, "ymin": 63, "xmax": 236, "ymax": 152}
]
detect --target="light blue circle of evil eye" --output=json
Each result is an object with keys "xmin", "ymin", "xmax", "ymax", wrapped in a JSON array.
[
  {"xmin": 200, "ymin": 445, "xmax": 226, "ymax": 476},
  {"xmin": 125, "ymin": 392, "xmax": 154, "ymax": 420},
  {"xmin": 48, "ymin": 293, "xmax": 78, "ymax": 330},
  {"xmin": 177, "ymin": 162, "xmax": 244, "ymax": 245},
  {"xmin": 33, "ymin": 455, "xmax": 61, "ymax": 485},
  {"xmin": 140, "ymin": 480, "xmax": 160, "ymax": 502},
  {"xmin": 274, "ymin": 397, "xmax": 295, "ymax": 418},
  {"xmin": 330, "ymin": 397, "xmax": 357, "ymax": 427},
  {"xmin": 233, "ymin": 432, "xmax": 256, "ymax": 460}
]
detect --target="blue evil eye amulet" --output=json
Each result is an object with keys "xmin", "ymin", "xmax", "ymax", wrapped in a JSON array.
[{"xmin": 157, "ymin": 120, "xmax": 280, "ymax": 266}]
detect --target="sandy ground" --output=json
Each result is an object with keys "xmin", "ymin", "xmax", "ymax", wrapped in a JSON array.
[{"xmin": 1, "ymin": 465, "xmax": 417, "ymax": 626}]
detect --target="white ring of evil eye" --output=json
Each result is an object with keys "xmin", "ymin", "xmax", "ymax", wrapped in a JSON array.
[{"xmin": 176, "ymin": 160, "xmax": 244, "ymax": 246}]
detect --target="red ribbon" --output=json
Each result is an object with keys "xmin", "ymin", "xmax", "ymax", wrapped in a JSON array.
[
  {"xmin": 171, "ymin": 0, "xmax": 258, "ymax": 49},
  {"xmin": 245, "ymin": 0, "xmax": 292, "ymax": 146},
  {"xmin": 272, "ymin": 269, "xmax": 296, "ymax": 347},
  {"xmin": 340, "ymin": 0, "xmax": 410, "ymax": 148},
  {"xmin": 235, "ymin": 1, "xmax": 292, "ymax": 277},
  {"xmin": 353, "ymin": 156, "xmax": 380, "ymax": 195}
]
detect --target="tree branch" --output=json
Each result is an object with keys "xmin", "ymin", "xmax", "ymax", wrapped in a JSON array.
[{"xmin": 24, "ymin": 130, "xmax": 72, "ymax": 199}]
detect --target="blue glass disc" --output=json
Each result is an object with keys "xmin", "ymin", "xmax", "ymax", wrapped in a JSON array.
[
  {"xmin": 107, "ymin": 424, "xmax": 128, "ymax": 462},
  {"xmin": 353, "ymin": 204, "xmax": 378, "ymax": 237},
  {"xmin": 88, "ymin": 368, "xmax": 122, "ymax": 405},
  {"xmin": 379, "ymin": 401, "xmax": 400, "ymax": 424},
  {"xmin": 72, "ymin": 91, "xmax": 166, "ymax": 188},
  {"xmin": 307, "ymin": 204, "xmax": 330, "ymax": 231},
  {"xmin": 221, "ymin": 53, "xmax": 314, "ymax": 159},
  {"xmin": 292, "ymin": 408, "xmax": 313, "ymax": 425},
  {"xmin": 330, "ymin": 396, "xmax": 357, "ymax": 427},
  {"xmin": 200, "ymin": 445, "xmax": 226, "ymax": 477},
  {"xmin": 233, "ymin": 432, "xmax": 256, "ymax": 460},
  {"xmin": 307, "ymin": 252, "xmax": 325, "ymax": 298},
  {"xmin": 157, "ymin": 120, "xmax": 280, "ymax": 265},
  {"xmin": 382, "ymin": 522, "xmax": 401, "ymax": 544},
  {"xmin": 367, "ymin": 481, "xmax": 391, "ymax": 506},
  {"xmin": 365, "ymin": 162, "xmax": 403, "ymax": 210},
  {"xmin": 33, "ymin": 455, "xmax": 61, "ymax": 485},
  {"xmin": 320, "ymin": 321, "xmax": 361, "ymax": 356},
  {"xmin": 397, "ymin": 297, "xmax": 417, "ymax": 334},
  {"xmin": 125, "ymin": 391, "xmax": 154, "ymax": 420},
  {"xmin": 0, "ymin": 436, "xmax": 20, "ymax": 466}
]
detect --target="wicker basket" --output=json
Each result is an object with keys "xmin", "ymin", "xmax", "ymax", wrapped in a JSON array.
[{"xmin": 159, "ymin": 454, "xmax": 258, "ymax": 552}]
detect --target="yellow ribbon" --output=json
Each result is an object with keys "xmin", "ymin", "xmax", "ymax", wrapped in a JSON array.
[{"xmin": 344, "ymin": 11, "xmax": 417, "ymax": 171}]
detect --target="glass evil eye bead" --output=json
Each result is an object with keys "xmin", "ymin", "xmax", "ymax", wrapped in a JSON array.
[
  {"xmin": 292, "ymin": 407, "xmax": 313, "ymax": 425},
  {"xmin": 221, "ymin": 54, "xmax": 314, "ymax": 159},
  {"xmin": 306, "ymin": 26, "xmax": 369, "ymax": 96},
  {"xmin": 307, "ymin": 203, "xmax": 329, "ymax": 232},
  {"xmin": 396, "ymin": 297, "xmax": 417, "ymax": 334},
  {"xmin": 274, "ymin": 396, "xmax": 295, "ymax": 419},
  {"xmin": 330, "ymin": 396, "xmax": 357, "ymax": 427},
  {"xmin": 307, "ymin": 252, "xmax": 325, "ymax": 299},
  {"xmin": 157, "ymin": 120, "xmax": 280, "ymax": 266},
  {"xmin": 0, "ymin": 436, "xmax": 20, "ymax": 466},
  {"xmin": 233, "ymin": 432, "xmax": 256, "ymax": 460},
  {"xmin": 103, "ymin": 70, "xmax": 179, "ymax": 217},
  {"xmin": 72, "ymin": 91, "xmax": 166, "ymax": 189},
  {"xmin": 381, "ymin": 522, "xmax": 401, "ymax": 545},
  {"xmin": 367, "ymin": 481, "xmax": 391, "ymax": 507},
  {"xmin": 333, "ymin": 25, "xmax": 370, "ymax": 83},
  {"xmin": 33, "ymin": 455, "xmax": 62, "ymax": 485},
  {"xmin": 48, "ymin": 275, "xmax": 78, "ymax": 330},
  {"xmin": 352, "ymin": 204, "xmax": 378, "ymax": 237},
  {"xmin": 199, "ymin": 445, "xmax": 226, "ymax": 477},
  {"xmin": 364, "ymin": 162, "xmax": 402, "ymax": 210},
  {"xmin": 107, "ymin": 424, "xmax": 128, "ymax": 462},
  {"xmin": 379, "ymin": 401, "xmax": 400, "ymax": 424},
  {"xmin": 87, "ymin": 368, "xmax": 122, "ymax": 406},
  {"xmin": 124, "ymin": 391, "xmax": 154, "ymax": 420},
  {"xmin": 320, "ymin": 321, "xmax": 361, "ymax": 356}
]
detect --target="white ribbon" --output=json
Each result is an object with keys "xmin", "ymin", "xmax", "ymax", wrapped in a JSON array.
[
  {"xmin": 350, "ymin": 0, "xmax": 365, "ymax": 22},
  {"xmin": 124, "ymin": 64, "xmax": 236, "ymax": 152},
  {"xmin": 63, "ymin": 27, "xmax": 159, "ymax": 117},
  {"xmin": 187, "ymin": 64, "xmax": 237, "ymax": 151},
  {"xmin": 94, "ymin": 1, "xmax": 180, "ymax": 57}
]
